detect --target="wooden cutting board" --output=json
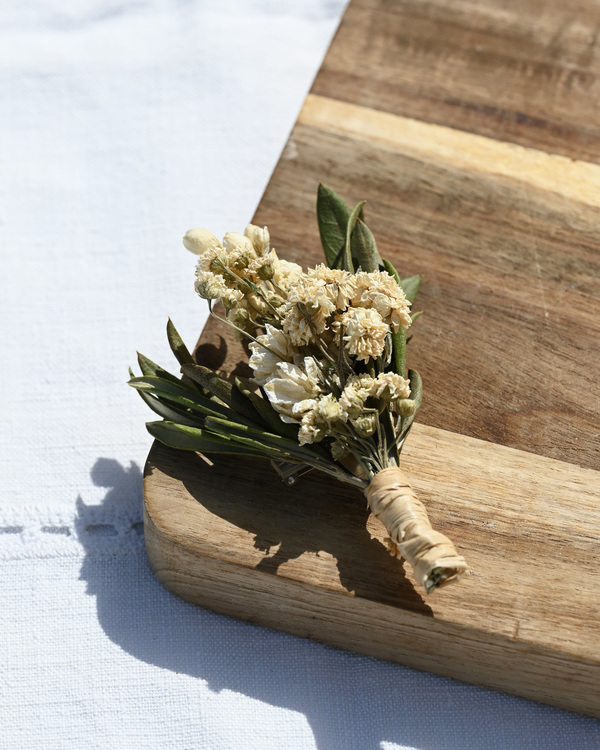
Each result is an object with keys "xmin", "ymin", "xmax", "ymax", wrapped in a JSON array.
[{"xmin": 144, "ymin": 0, "xmax": 600, "ymax": 716}]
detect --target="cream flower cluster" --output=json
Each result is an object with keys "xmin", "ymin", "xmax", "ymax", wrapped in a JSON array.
[
  {"xmin": 189, "ymin": 222, "xmax": 414, "ymax": 446},
  {"xmin": 184, "ymin": 224, "xmax": 302, "ymax": 336},
  {"xmin": 280, "ymin": 264, "xmax": 411, "ymax": 362},
  {"xmin": 249, "ymin": 326, "xmax": 411, "ymax": 445}
]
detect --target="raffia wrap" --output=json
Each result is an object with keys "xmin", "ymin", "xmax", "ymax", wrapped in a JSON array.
[{"xmin": 365, "ymin": 467, "xmax": 469, "ymax": 592}]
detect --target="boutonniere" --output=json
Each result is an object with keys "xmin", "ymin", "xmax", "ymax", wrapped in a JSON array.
[{"xmin": 130, "ymin": 185, "xmax": 469, "ymax": 593}]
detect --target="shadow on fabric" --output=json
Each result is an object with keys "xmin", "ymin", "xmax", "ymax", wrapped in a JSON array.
[{"xmin": 77, "ymin": 457, "xmax": 600, "ymax": 750}]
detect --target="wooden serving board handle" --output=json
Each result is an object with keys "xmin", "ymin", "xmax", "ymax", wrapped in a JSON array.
[{"xmin": 144, "ymin": 0, "xmax": 600, "ymax": 716}]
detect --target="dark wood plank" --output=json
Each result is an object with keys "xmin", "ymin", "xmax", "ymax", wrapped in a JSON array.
[
  {"xmin": 196, "ymin": 116, "xmax": 600, "ymax": 470},
  {"xmin": 313, "ymin": 0, "xmax": 600, "ymax": 163}
]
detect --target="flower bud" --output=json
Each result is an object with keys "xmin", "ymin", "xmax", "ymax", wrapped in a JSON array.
[
  {"xmin": 223, "ymin": 232, "xmax": 254, "ymax": 255},
  {"xmin": 227, "ymin": 305, "xmax": 254, "ymax": 338},
  {"xmin": 330, "ymin": 440, "xmax": 346, "ymax": 461},
  {"xmin": 228, "ymin": 305, "xmax": 251, "ymax": 322},
  {"xmin": 194, "ymin": 273, "xmax": 223, "ymax": 300},
  {"xmin": 183, "ymin": 228, "xmax": 222, "ymax": 255},
  {"xmin": 352, "ymin": 413, "xmax": 378, "ymax": 437},
  {"xmin": 231, "ymin": 252, "xmax": 252, "ymax": 270},
  {"xmin": 396, "ymin": 398, "xmax": 415, "ymax": 417},
  {"xmin": 244, "ymin": 224, "xmax": 270, "ymax": 255},
  {"xmin": 246, "ymin": 292, "xmax": 269, "ymax": 315},
  {"xmin": 209, "ymin": 253, "xmax": 229, "ymax": 273},
  {"xmin": 257, "ymin": 262, "xmax": 274, "ymax": 280},
  {"xmin": 316, "ymin": 396, "xmax": 342, "ymax": 426}
]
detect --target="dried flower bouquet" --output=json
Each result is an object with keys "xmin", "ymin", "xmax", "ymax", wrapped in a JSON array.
[{"xmin": 130, "ymin": 185, "xmax": 469, "ymax": 593}]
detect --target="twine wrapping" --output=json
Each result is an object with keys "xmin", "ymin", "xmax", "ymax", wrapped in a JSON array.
[{"xmin": 365, "ymin": 467, "xmax": 469, "ymax": 592}]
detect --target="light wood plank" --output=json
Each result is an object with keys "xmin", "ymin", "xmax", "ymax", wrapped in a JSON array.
[
  {"xmin": 300, "ymin": 94, "xmax": 600, "ymax": 207},
  {"xmin": 144, "ymin": 421, "xmax": 600, "ymax": 716}
]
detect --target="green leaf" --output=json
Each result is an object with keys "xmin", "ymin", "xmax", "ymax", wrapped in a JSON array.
[
  {"xmin": 135, "ymin": 388, "xmax": 205, "ymax": 427},
  {"xmin": 350, "ymin": 218, "xmax": 383, "ymax": 272},
  {"xmin": 204, "ymin": 416, "xmax": 304, "ymax": 454},
  {"xmin": 129, "ymin": 375, "xmax": 204, "ymax": 401},
  {"xmin": 236, "ymin": 379, "xmax": 300, "ymax": 441},
  {"xmin": 316, "ymin": 184, "xmax": 351, "ymax": 269},
  {"xmin": 399, "ymin": 369, "xmax": 423, "ymax": 441},
  {"xmin": 382, "ymin": 258, "xmax": 407, "ymax": 377},
  {"xmin": 343, "ymin": 201, "xmax": 365, "ymax": 273},
  {"xmin": 203, "ymin": 417, "xmax": 310, "ymax": 462},
  {"xmin": 204, "ymin": 415, "xmax": 333, "ymax": 464},
  {"xmin": 136, "ymin": 352, "xmax": 182, "ymax": 385},
  {"xmin": 408, "ymin": 368, "xmax": 423, "ymax": 410},
  {"xmin": 166, "ymin": 318, "xmax": 195, "ymax": 367},
  {"xmin": 401, "ymin": 274, "xmax": 421, "ymax": 304},
  {"xmin": 382, "ymin": 257, "xmax": 401, "ymax": 285},
  {"xmin": 146, "ymin": 420, "xmax": 272, "ymax": 457},
  {"xmin": 180, "ymin": 363, "xmax": 233, "ymax": 405},
  {"xmin": 411, "ymin": 310, "xmax": 422, "ymax": 323},
  {"xmin": 128, "ymin": 376, "xmax": 232, "ymax": 420},
  {"xmin": 230, "ymin": 383, "xmax": 271, "ymax": 428}
]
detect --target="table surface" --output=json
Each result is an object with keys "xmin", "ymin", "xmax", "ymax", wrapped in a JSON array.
[{"xmin": 4, "ymin": 0, "xmax": 600, "ymax": 747}]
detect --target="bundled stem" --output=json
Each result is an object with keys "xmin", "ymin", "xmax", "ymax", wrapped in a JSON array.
[{"xmin": 365, "ymin": 467, "xmax": 469, "ymax": 593}]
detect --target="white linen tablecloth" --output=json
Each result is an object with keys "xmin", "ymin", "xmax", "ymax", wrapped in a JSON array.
[{"xmin": 2, "ymin": 1, "xmax": 599, "ymax": 747}]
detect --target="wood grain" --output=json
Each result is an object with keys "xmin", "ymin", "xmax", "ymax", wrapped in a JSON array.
[
  {"xmin": 301, "ymin": 94, "xmax": 600, "ymax": 208},
  {"xmin": 144, "ymin": 422, "xmax": 600, "ymax": 716},
  {"xmin": 143, "ymin": 0, "xmax": 600, "ymax": 715},
  {"xmin": 314, "ymin": 0, "xmax": 600, "ymax": 164},
  {"xmin": 250, "ymin": 109, "xmax": 600, "ymax": 470}
]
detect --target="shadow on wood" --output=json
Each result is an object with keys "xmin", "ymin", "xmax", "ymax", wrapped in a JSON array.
[{"xmin": 148, "ymin": 446, "xmax": 432, "ymax": 616}]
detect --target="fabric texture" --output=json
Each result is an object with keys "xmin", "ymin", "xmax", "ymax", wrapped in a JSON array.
[{"xmin": 1, "ymin": 1, "xmax": 599, "ymax": 747}]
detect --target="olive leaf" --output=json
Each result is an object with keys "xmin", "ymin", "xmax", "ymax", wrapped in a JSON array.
[
  {"xmin": 146, "ymin": 420, "xmax": 272, "ymax": 457},
  {"xmin": 235, "ymin": 378, "xmax": 300, "ymax": 441},
  {"xmin": 342, "ymin": 201, "xmax": 365, "ymax": 273},
  {"xmin": 401, "ymin": 274, "xmax": 421, "ymax": 304},
  {"xmin": 382, "ymin": 258, "xmax": 407, "ymax": 378},
  {"xmin": 137, "ymin": 352, "xmax": 182, "ymax": 385},
  {"xmin": 180, "ymin": 363, "xmax": 233, "ymax": 405},
  {"xmin": 166, "ymin": 318, "xmax": 195, "ymax": 366},
  {"xmin": 399, "ymin": 369, "xmax": 423, "ymax": 441},
  {"xmin": 317, "ymin": 183, "xmax": 351, "ymax": 269},
  {"xmin": 350, "ymin": 217, "xmax": 383, "ymax": 272},
  {"xmin": 128, "ymin": 376, "xmax": 233, "ymax": 421}
]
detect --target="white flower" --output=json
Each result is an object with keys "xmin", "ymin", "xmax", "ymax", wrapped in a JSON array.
[
  {"xmin": 314, "ymin": 393, "xmax": 344, "ymax": 427},
  {"xmin": 262, "ymin": 358, "xmax": 323, "ymax": 423},
  {"xmin": 244, "ymin": 224, "xmax": 270, "ymax": 255},
  {"xmin": 194, "ymin": 270, "xmax": 243, "ymax": 307},
  {"xmin": 273, "ymin": 258, "xmax": 303, "ymax": 292},
  {"xmin": 282, "ymin": 269, "xmax": 339, "ymax": 346},
  {"xmin": 226, "ymin": 303, "xmax": 253, "ymax": 338},
  {"xmin": 352, "ymin": 270, "xmax": 412, "ymax": 332},
  {"xmin": 194, "ymin": 269, "xmax": 227, "ymax": 300},
  {"xmin": 371, "ymin": 372, "xmax": 411, "ymax": 401},
  {"xmin": 298, "ymin": 409, "xmax": 326, "ymax": 446},
  {"xmin": 249, "ymin": 324, "xmax": 295, "ymax": 386},
  {"xmin": 306, "ymin": 264, "xmax": 357, "ymax": 309},
  {"xmin": 339, "ymin": 374, "xmax": 376, "ymax": 419},
  {"xmin": 248, "ymin": 248, "xmax": 278, "ymax": 279},
  {"xmin": 351, "ymin": 412, "xmax": 378, "ymax": 437},
  {"xmin": 222, "ymin": 232, "xmax": 257, "ymax": 270},
  {"xmin": 183, "ymin": 228, "xmax": 222, "ymax": 255},
  {"xmin": 340, "ymin": 307, "xmax": 389, "ymax": 363}
]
